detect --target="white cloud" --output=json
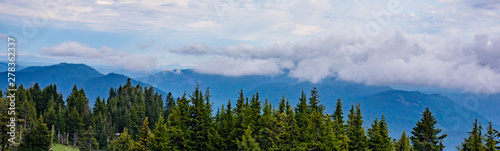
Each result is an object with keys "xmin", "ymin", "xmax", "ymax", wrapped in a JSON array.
[
  {"xmin": 172, "ymin": 31, "xmax": 500, "ymax": 93},
  {"xmin": 187, "ymin": 20, "xmax": 216, "ymax": 28},
  {"xmin": 286, "ymin": 23, "xmax": 323, "ymax": 36},
  {"xmin": 194, "ymin": 57, "xmax": 284, "ymax": 76},
  {"xmin": 39, "ymin": 41, "xmax": 156, "ymax": 71}
]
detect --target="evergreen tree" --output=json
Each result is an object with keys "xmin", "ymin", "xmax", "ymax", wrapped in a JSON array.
[
  {"xmin": 411, "ymin": 107, "xmax": 447, "ymax": 151},
  {"xmin": 66, "ymin": 107, "xmax": 83, "ymax": 146},
  {"xmin": 294, "ymin": 90, "xmax": 311, "ymax": 150},
  {"xmin": 138, "ymin": 117, "xmax": 152, "ymax": 151},
  {"xmin": 396, "ymin": 130, "xmax": 412, "ymax": 151},
  {"xmin": 459, "ymin": 119, "xmax": 485, "ymax": 151},
  {"xmin": 18, "ymin": 116, "xmax": 51, "ymax": 151},
  {"xmin": 188, "ymin": 85, "xmax": 214, "ymax": 150},
  {"xmin": 234, "ymin": 89, "xmax": 247, "ymax": 144},
  {"xmin": 321, "ymin": 112, "xmax": 345, "ymax": 151},
  {"xmin": 221, "ymin": 100, "xmax": 236, "ymax": 150},
  {"xmin": 258, "ymin": 99, "xmax": 276, "ymax": 150},
  {"xmin": 347, "ymin": 103, "xmax": 367, "ymax": 151},
  {"xmin": 0, "ymin": 96, "xmax": 14, "ymax": 150},
  {"xmin": 368, "ymin": 118, "xmax": 382, "ymax": 150},
  {"xmin": 484, "ymin": 121, "xmax": 500, "ymax": 151},
  {"xmin": 368, "ymin": 115, "xmax": 392, "ymax": 151},
  {"xmin": 166, "ymin": 96, "xmax": 189, "ymax": 150},
  {"xmin": 164, "ymin": 92, "xmax": 175, "ymax": 120},
  {"xmin": 79, "ymin": 126, "xmax": 99, "ymax": 151},
  {"xmin": 150, "ymin": 116, "xmax": 170, "ymax": 151},
  {"xmin": 379, "ymin": 115, "xmax": 393, "ymax": 150},
  {"xmin": 109, "ymin": 128, "xmax": 135, "ymax": 151},
  {"xmin": 237, "ymin": 126, "xmax": 261, "ymax": 151}
]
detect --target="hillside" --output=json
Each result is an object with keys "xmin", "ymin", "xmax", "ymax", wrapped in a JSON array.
[{"xmin": 0, "ymin": 63, "xmax": 166, "ymax": 107}]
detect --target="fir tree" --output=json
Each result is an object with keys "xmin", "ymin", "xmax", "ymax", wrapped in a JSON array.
[
  {"xmin": 237, "ymin": 126, "xmax": 261, "ymax": 151},
  {"xmin": 79, "ymin": 126, "xmax": 99, "ymax": 151},
  {"xmin": 347, "ymin": 103, "xmax": 367, "ymax": 151},
  {"xmin": 484, "ymin": 121, "xmax": 500, "ymax": 151},
  {"xmin": 396, "ymin": 130, "xmax": 412, "ymax": 151},
  {"xmin": 138, "ymin": 117, "xmax": 152, "ymax": 151},
  {"xmin": 109, "ymin": 128, "xmax": 135, "ymax": 151},
  {"xmin": 411, "ymin": 107, "xmax": 447, "ymax": 151},
  {"xmin": 18, "ymin": 116, "xmax": 51, "ymax": 151},
  {"xmin": 150, "ymin": 116, "xmax": 170, "ymax": 151},
  {"xmin": 459, "ymin": 119, "xmax": 485, "ymax": 151}
]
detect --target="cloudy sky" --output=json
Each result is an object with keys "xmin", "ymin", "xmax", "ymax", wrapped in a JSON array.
[{"xmin": 0, "ymin": 0, "xmax": 499, "ymax": 93}]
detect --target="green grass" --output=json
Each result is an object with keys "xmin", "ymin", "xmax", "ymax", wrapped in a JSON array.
[{"xmin": 52, "ymin": 144, "xmax": 80, "ymax": 151}]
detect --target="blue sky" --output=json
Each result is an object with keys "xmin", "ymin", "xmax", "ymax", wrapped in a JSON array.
[{"xmin": 0, "ymin": 0, "xmax": 500, "ymax": 93}]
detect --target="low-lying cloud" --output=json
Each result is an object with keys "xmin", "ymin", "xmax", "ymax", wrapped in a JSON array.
[
  {"xmin": 40, "ymin": 41, "xmax": 157, "ymax": 72},
  {"xmin": 170, "ymin": 31, "xmax": 500, "ymax": 93}
]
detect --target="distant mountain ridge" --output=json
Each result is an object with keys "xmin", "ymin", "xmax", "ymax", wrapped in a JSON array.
[
  {"xmin": 0, "ymin": 63, "xmax": 166, "ymax": 107},
  {"xmin": 0, "ymin": 63, "xmax": 497, "ymax": 150}
]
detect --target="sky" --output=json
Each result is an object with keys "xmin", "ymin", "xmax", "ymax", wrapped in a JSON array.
[{"xmin": 0, "ymin": 0, "xmax": 499, "ymax": 93}]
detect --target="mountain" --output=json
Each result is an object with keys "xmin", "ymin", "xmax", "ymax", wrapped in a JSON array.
[
  {"xmin": 0, "ymin": 62, "xmax": 26, "ymax": 72},
  {"xmin": 137, "ymin": 69, "xmax": 393, "ymax": 108},
  {"xmin": 0, "ymin": 63, "xmax": 166, "ymax": 107},
  {"xmin": 445, "ymin": 93, "xmax": 500, "ymax": 126},
  {"xmin": 349, "ymin": 90, "xmax": 492, "ymax": 149},
  {"xmin": 243, "ymin": 83, "xmax": 492, "ymax": 149},
  {"xmin": 1, "ymin": 63, "xmax": 497, "ymax": 149}
]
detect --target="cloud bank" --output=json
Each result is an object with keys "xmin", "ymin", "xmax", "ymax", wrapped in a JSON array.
[
  {"xmin": 171, "ymin": 31, "xmax": 500, "ymax": 93},
  {"xmin": 40, "ymin": 41, "xmax": 156, "ymax": 72}
]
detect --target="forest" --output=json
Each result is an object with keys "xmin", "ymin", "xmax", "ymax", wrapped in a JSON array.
[{"xmin": 0, "ymin": 79, "xmax": 499, "ymax": 151}]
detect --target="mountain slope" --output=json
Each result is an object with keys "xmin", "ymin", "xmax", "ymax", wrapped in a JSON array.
[
  {"xmin": 81, "ymin": 73, "xmax": 167, "ymax": 106},
  {"xmin": 350, "ymin": 90, "xmax": 492, "ymax": 149},
  {"xmin": 138, "ymin": 69, "xmax": 393, "ymax": 109},
  {"xmin": 0, "ymin": 63, "xmax": 166, "ymax": 107}
]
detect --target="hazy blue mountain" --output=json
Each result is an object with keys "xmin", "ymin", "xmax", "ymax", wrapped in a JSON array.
[
  {"xmin": 348, "ymin": 90, "xmax": 493, "ymax": 149},
  {"xmin": 445, "ymin": 93, "xmax": 500, "ymax": 126},
  {"xmin": 0, "ymin": 62, "xmax": 26, "ymax": 72},
  {"xmin": 137, "ymin": 69, "xmax": 393, "ymax": 109},
  {"xmin": 245, "ymin": 84, "xmax": 493, "ymax": 149},
  {"xmin": 1, "ymin": 63, "xmax": 497, "ymax": 150},
  {"xmin": 0, "ymin": 63, "xmax": 166, "ymax": 107},
  {"xmin": 0, "ymin": 63, "xmax": 104, "ymax": 90}
]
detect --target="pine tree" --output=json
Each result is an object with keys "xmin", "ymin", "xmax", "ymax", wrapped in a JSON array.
[
  {"xmin": 234, "ymin": 89, "xmax": 247, "ymax": 144},
  {"xmin": 321, "ymin": 113, "xmax": 344, "ymax": 151},
  {"xmin": 167, "ymin": 95, "xmax": 190, "ymax": 150},
  {"xmin": 109, "ymin": 128, "xmax": 135, "ymax": 151},
  {"xmin": 66, "ymin": 107, "xmax": 83, "ymax": 146},
  {"xmin": 274, "ymin": 97, "xmax": 292, "ymax": 150},
  {"xmin": 79, "ymin": 126, "xmax": 99, "ymax": 151},
  {"xmin": 164, "ymin": 92, "xmax": 175, "ymax": 120},
  {"xmin": 333, "ymin": 98, "xmax": 349, "ymax": 150},
  {"xmin": 484, "ymin": 121, "xmax": 500, "ymax": 151},
  {"xmin": 237, "ymin": 126, "xmax": 261, "ymax": 151},
  {"xmin": 18, "ymin": 116, "xmax": 51, "ymax": 151},
  {"xmin": 0, "ymin": 96, "xmax": 14, "ymax": 150},
  {"xmin": 379, "ymin": 115, "xmax": 393, "ymax": 150},
  {"xmin": 258, "ymin": 99, "xmax": 276, "ymax": 150},
  {"xmin": 189, "ymin": 85, "xmax": 212, "ymax": 150},
  {"xmin": 248, "ymin": 93, "xmax": 262, "ymax": 131},
  {"xmin": 221, "ymin": 100, "xmax": 236, "ymax": 150},
  {"xmin": 150, "ymin": 116, "xmax": 170, "ymax": 151},
  {"xmin": 347, "ymin": 103, "xmax": 367, "ymax": 151},
  {"xmin": 294, "ymin": 90, "xmax": 312, "ymax": 150},
  {"xmin": 411, "ymin": 107, "xmax": 447, "ymax": 151},
  {"xmin": 368, "ymin": 118, "xmax": 382, "ymax": 150},
  {"xmin": 459, "ymin": 119, "xmax": 485, "ymax": 151},
  {"xmin": 396, "ymin": 130, "xmax": 412, "ymax": 151},
  {"xmin": 138, "ymin": 117, "xmax": 152, "ymax": 151}
]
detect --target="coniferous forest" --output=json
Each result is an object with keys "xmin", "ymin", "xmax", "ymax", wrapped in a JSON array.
[{"xmin": 0, "ymin": 79, "xmax": 499, "ymax": 151}]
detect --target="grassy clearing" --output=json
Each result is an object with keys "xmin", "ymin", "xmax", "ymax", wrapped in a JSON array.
[{"xmin": 52, "ymin": 144, "xmax": 80, "ymax": 151}]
